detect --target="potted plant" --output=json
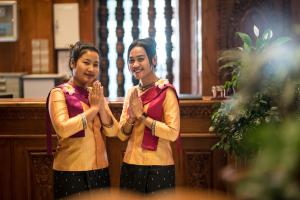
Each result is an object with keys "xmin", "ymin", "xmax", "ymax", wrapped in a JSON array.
[{"xmin": 210, "ymin": 25, "xmax": 291, "ymax": 160}]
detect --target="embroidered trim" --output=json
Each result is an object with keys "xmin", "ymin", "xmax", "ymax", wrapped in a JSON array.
[
  {"xmin": 102, "ymin": 120, "xmax": 114, "ymax": 128},
  {"xmin": 121, "ymin": 124, "xmax": 133, "ymax": 136},
  {"xmin": 151, "ymin": 120, "xmax": 156, "ymax": 136},
  {"xmin": 125, "ymin": 120, "xmax": 135, "ymax": 126},
  {"xmin": 81, "ymin": 113, "xmax": 87, "ymax": 129}
]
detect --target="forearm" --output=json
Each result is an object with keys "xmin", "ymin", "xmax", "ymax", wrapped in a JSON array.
[
  {"xmin": 121, "ymin": 118, "xmax": 135, "ymax": 135},
  {"xmin": 98, "ymin": 106, "xmax": 113, "ymax": 126},
  {"xmin": 84, "ymin": 107, "xmax": 99, "ymax": 122}
]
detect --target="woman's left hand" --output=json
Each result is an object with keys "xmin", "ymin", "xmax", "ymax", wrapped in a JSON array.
[{"xmin": 129, "ymin": 88, "xmax": 143, "ymax": 119}]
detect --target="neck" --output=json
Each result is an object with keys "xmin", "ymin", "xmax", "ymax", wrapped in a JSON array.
[
  {"xmin": 138, "ymin": 74, "xmax": 159, "ymax": 91},
  {"xmin": 140, "ymin": 73, "xmax": 158, "ymax": 86},
  {"xmin": 69, "ymin": 78, "xmax": 87, "ymax": 88}
]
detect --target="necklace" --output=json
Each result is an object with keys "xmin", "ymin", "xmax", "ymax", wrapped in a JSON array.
[{"xmin": 138, "ymin": 79, "xmax": 159, "ymax": 91}]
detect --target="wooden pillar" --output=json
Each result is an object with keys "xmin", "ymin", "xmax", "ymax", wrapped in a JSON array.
[
  {"xmin": 131, "ymin": 0, "xmax": 140, "ymax": 85},
  {"xmin": 116, "ymin": 0, "xmax": 125, "ymax": 97},
  {"xmin": 148, "ymin": 0, "xmax": 156, "ymax": 39},
  {"xmin": 98, "ymin": 0, "xmax": 110, "ymax": 97},
  {"xmin": 164, "ymin": 0, "xmax": 174, "ymax": 84}
]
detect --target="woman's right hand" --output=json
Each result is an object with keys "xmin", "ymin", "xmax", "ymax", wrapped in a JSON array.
[{"xmin": 127, "ymin": 106, "xmax": 136, "ymax": 123}]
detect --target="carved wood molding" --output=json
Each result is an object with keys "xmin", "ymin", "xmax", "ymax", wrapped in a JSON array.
[
  {"xmin": 180, "ymin": 104, "xmax": 214, "ymax": 119},
  {"xmin": 185, "ymin": 151, "xmax": 211, "ymax": 188},
  {"xmin": 28, "ymin": 152, "xmax": 53, "ymax": 199},
  {"xmin": 0, "ymin": 107, "xmax": 45, "ymax": 120},
  {"xmin": 0, "ymin": 103, "xmax": 215, "ymax": 120}
]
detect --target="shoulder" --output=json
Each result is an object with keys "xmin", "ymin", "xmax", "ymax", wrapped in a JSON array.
[
  {"xmin": 50, "ymin": 87, "xmax": 63, "ymax": 95},
  {"xmin": 49, "ymin": 87, "xmax": 65, "ymax": 101},
  {"xmin": 165, "ymin": 87, "xmax": 178, "ymax": 100}
]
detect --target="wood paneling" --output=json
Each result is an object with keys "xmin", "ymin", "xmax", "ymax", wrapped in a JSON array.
[
  {"xmin": 0, "ymin": 139, "xmax": 11, "ymax": 200},
  {"xmin": 202, "ymin": 0, "xmax": 220, "ymax": 96},
  {"xmin": 179, "ymin": 0, "xmax": 191, "ymax": 93},
  {"xmin": 0, "ymin": 0, "xmax": 299, "ymax": 96},
  {"xmin": 0, "ymin": 98, "xmax": 226, "ymax": 199},
  {"xmin": 0, "ymin": 0, "xmax": 94, "ymax": 73}
]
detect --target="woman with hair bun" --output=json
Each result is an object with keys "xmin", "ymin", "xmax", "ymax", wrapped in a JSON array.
[
  {"xmin": 118, "ymin": 38, "xmax": 180, "ymax": 194},
  {"xmin": 46, "ymin": 41, "xmax": 118, "ymax": 199}
]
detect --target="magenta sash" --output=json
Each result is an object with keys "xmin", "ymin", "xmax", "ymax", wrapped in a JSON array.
[
  {"xmin": 140, "ymin": 83, "xmax": 179, "ymax": 151},
  {"xmin": 46, "ymin": 83, "xmax": 89, "ymax": 155}
]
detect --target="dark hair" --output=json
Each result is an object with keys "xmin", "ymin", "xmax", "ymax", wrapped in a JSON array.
[
  {"xmin": 127, "ymin": 37, "xmax": 157, "ymax": 68},
  {"xmin": 68, "ymin": 41, "xmax": 100, "ymax": 70}
]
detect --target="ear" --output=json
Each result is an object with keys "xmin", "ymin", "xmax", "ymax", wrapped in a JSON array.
[
  {"xmin": 70, "ymin": 59, "xmax": 75, "ymax": 69},
  {"xmin": 151, "ymin": 55, "xmax": 157, "ymax": 66}
]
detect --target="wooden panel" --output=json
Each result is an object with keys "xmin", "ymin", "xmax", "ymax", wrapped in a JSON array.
[
  {"xmin": 13, "ymin": 137, "xmax": 53, "ymax": 200},
  {"xmin": 0, "ymin": 0, "xmax": 94, "ymax": 74},
  {"xmin": 0, "ymin": 98, "xmax": 226, "ymax": 199},
  {"xmin": 179, "ymin": 0, "xmax": 191, "ymax": 93},
  {"xmin": 35, "ymin": 0, "xmax": 54, "ymax": 73},
  {"xmin": 28, "ymin": 152, "xmax": 53, "ymax": 200},
  {"xmin": 78, "ymin": 0, "xmax": 95, "ymax": 43},
  {"xmin": 54, "ymin": 0, "xmax": 95, "ymax": 42},
  {"xmin": 202, "ymin": 0, "xmax": 220, "ymax": 96},
  {"xmin": 0, "ymin": 138, "xmax": 11, "ymax": 200}
]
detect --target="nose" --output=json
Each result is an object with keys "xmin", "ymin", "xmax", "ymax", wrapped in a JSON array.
[
  {"xmin": 130, "ymin": 60, "xmax": 139, "ymax": 69},
  {"xmin": 87, "ymin": 64, "xmax": 94, "ymax": 71}
]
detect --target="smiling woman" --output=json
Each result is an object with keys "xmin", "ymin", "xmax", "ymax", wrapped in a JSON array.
[
  {"xmin": 46, "ymin": 41, "xmax": 120, "ymax": 199},
  {"xmin": 117, "ymin": 38, "xmax": 180, "ymax": 194}
]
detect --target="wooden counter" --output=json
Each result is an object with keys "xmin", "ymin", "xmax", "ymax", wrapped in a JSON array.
[{"xmin": 0, "ymin": 97, "xmax": 226, "ymax": 200}]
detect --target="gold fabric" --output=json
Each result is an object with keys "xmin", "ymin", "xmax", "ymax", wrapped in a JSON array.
[
  {"xmin": 49, "ymin": 88, "xmax": 118, "ymax": 171},
  {"xmin": 118, "ymin": 86, "xmax": 180, "ymax": 165}
]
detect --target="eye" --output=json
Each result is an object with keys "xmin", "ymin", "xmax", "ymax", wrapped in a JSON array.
[
  {"xmin": 137, "ymin": 57, "xmax": 144, "ymax": 62},
  {"xmin": 93, "ymin": 63, "xmax": 99, "ymax": 67},
  {"xmin": 129, "ymin": 59, "xmax": 135, "ymax": 64}
]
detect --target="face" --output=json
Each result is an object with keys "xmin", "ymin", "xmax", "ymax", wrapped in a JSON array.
[
  {"xmin": 128, "ymin": 46, "xmax": 156, "ymax": 80},
  {"xmin": 71, "ymin": 50, "xmax": 99, "ymax": 87}
]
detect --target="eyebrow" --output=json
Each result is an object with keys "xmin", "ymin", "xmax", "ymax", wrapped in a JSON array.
[
  {"xmin": 80, "ymin": 57, "xmax": 98, "ymax": 62},
  {"xmin": 129, "ymin": 55, "xmax": 145, "ymax": 59}
]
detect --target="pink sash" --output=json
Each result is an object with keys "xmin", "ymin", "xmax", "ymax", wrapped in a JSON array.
[
  {"xmin": 46, "ymin": 83, "xmax": 90, "ymax": 155},
  {"xmin": 140, "ymin": 83, "xmax": 179, "ymax": 151}
]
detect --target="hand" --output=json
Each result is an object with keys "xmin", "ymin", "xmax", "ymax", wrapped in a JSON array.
[
  {"xmin": 127, "ymin": 106, "xmax": 136, "ymax": 123},
  {"xmin": 129, "ymin": 88, "xmax": 143, "ymax": 119},
  {"xmin": 89, "ymin": 81, "xmax": 101, "ymax": 111},
  {"xmin": 97, "ymin": 81, "xmax": 106, "ymax": 110}
]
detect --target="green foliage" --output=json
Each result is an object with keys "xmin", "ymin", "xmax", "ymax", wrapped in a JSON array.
[
  {"xmin": 235, "ymin": 119, "xmax": 300, "ymax": 199},
  {"xmin": 211, "ymin": 94, "xmax": 281, "ymax": 159},
  {"xmin": 211, "ymin": 26, "xmax": 291, "ymax": 159},
  {"xmin": 218, "ymin": 26, "xmax": 290, "ymax": 92}
]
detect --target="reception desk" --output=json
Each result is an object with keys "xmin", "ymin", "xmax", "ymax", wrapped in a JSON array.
[{"xmin": 0, "ymin": 97, "xmax": 226, "ymax": 200}]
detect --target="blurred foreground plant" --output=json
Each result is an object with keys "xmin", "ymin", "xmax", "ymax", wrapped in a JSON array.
[
  {"xmin": 235, "ymin": 119, "xmax": 300, "ymax": 199},
  {"xmin": 211, "ymin": 25, "xmax": 295, "ymax": 159}
]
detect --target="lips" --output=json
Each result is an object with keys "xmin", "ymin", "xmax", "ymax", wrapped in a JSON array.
[
  {"xmin": 84, "ymin": 73, "xmax": 95, "ymax": 79},
  {"xmin": 132, "ymin": 68, "xmax": 143, "ymax": 73}
]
